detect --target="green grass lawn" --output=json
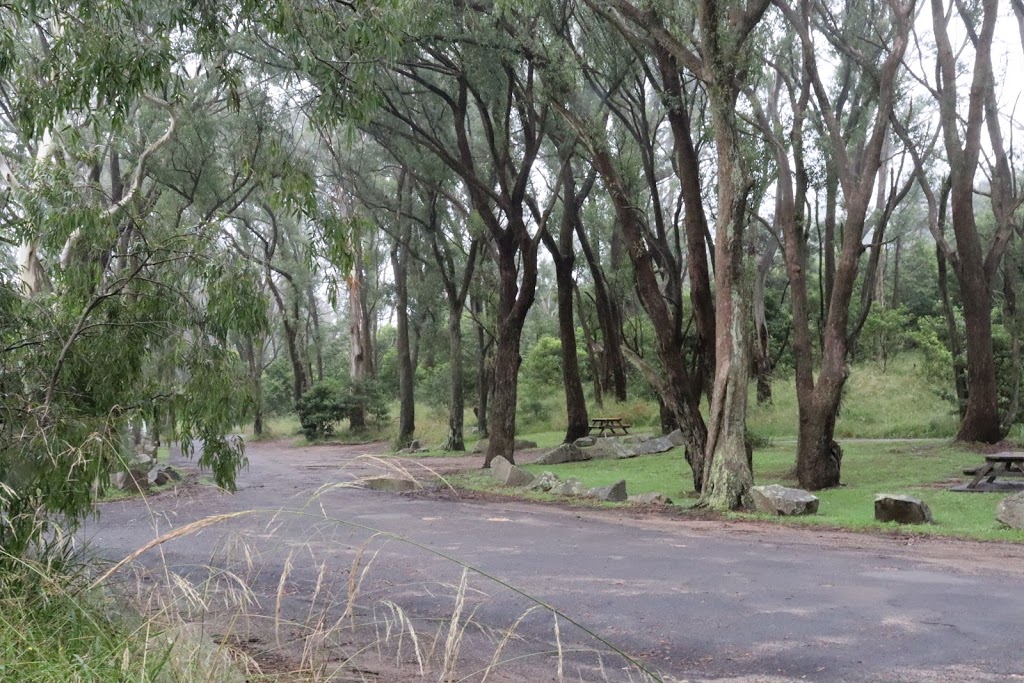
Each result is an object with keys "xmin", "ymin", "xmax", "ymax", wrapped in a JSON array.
[{"xmin": 450, "ymin": 440, "xmax": 1024, "ymax": 542}]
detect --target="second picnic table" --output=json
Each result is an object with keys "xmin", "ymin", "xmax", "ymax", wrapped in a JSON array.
[
  {"xmin": 588, "ymin": 417, "xmax": 631, "ymax": 437},
  {"xmin": 964, "ymin": 453, "xmax": 1024, "ymax": 489}
]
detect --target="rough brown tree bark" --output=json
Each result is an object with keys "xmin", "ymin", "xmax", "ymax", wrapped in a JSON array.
[
  {"xmin": 390, "ymin": 175, "xmax": 415, "ymax": 449},
  {"xmin": 539, "ymin": 143, "xmax": 590, "ymax": 444},
  {"xmin": 928, "ymin": 0, "xmax": 1011, "ymax": 443}
]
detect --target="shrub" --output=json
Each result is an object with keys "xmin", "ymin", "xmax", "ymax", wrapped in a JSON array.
[
  {"xmin": 296, "ymin": 383, "xmax": 347, "ymax": 440},
  {"xmin": 345, "ymin": 379, "xmax": 391, "ymax": 427}
]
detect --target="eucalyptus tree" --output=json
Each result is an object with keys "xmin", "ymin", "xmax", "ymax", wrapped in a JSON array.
[
  {"xmin": 0, "ymin": 1, "xmax": 291, "ymax": 553},
  {"xmin": 895, "ymin": 0, "xmax": 1022, "ymax": 443},
  {"xmin": 765, "ymin": 0, "xmax": 914, "ymax": 489},
  {"xmin": 539, "ymin": 130, "xmax": 592, "ymax": 443}
]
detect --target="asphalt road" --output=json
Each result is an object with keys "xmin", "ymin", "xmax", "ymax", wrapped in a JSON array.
[{"xmin": 85, "ymin": 440, "xmax": 1024, "ymax": 682}]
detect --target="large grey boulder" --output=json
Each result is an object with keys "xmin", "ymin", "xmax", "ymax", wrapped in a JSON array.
[
  {"xmin": 996, "ymin": 492, "xmax": 1024, "ymax": 529},
  {"xmin": 490, "ymin": 456, "xmax": 535, "ymax": 487},
  {"xmin": 472, "ymin": 439, "xmax": 489, "ymax": 454},
  {"xmin": 752, "ymin": 485, "xmax": 819, "ymax": 516},
  {"xmin": 587, "ymin": 479, "xmax": 627, "ymax": 502},
  {"xmin": 628, "ymin": 492, "xmax": 674, "ymax": 505},
  {"xmin": 667, "ymin": 429, "xmax": 686, "ymax": 446},
  {"xmin": 535, "ymin": 443, "xmax": 592, "ymax": 465},
  {"xmin": 361, "ymin": 476, "xmax": 422, "ymax": 492},
  {"xmin": 582, "ymin": 434, "xmax": 679, "ymax": 460},
  {"xmin": 582, "ymin": 440, "xmax": 632, "ymax": 460},
  {"xmin": 619, "ymin": 435, "xmax": 678, "ymax": 458},
  {"xmin": 875, "ymin": 494, "xmax": 933, "ymax": 524},
  {"xmin": 549, "ymin": 478, "xmax": 586, "ymax": 496},
  {"xmin": 574, "ymin": 436, "xmax": 597, "ymax": 447}
]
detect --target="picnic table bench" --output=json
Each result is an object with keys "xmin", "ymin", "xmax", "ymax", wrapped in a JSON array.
[
  {"xmin": 588, "ymin": 417, "xmax": 631, "ymax": 437},
  {"xmin": 963, "ymin": 453, "xmax": 1024, "ymax": 489}
]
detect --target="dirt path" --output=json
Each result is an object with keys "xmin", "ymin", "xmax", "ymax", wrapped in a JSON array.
[{"xmin": 87, "ymin": 440, "xmax": 1024, "ymax": 682}]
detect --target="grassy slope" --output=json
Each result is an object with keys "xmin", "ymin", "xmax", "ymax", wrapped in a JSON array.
[{"xmin": 748, "ymin": 354, "xmax": 960, "ymax": 440}]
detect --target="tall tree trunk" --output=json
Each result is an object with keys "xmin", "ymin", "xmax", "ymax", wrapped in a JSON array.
[
  {"xmin": 484, "ymin": 232, "xmax": 539, "ymax": 467},
  {"xmin": 574, "ymin": 221, "xmax": 628, "ymax": 401},
  {"xmin": 656, "ymin": 47, "xmax": 717, "ymax": 397},
  {"xmin": 443, "ymin": 305, "xmax": 466, "ymax": 450},
  {"xmin": 697, "ymin": 2, "xmax": 759, "ymax": 510},
  {"xmin": 544, "ymin": 147, "xmax": 590, "ymax": 443},
  {"xmin": 753, "ymin": 234, "xmax": 778, "ymax": 404},
  {"xmin": 930, "ymin": 0, "xmax": 1005, "ymax": 443},
  {"xmin": 268, "ymin": 278, "xmax": 308, "ymax": 404},
  {"xmin": 551, "ymin": 247, "xmax": 589, "ymax": 443},
  {"xmin": 391, "ymin": 197, "xmax": 415, "ymax": 448},
  {"xmin": 937, "ymin": 244, "xmax": 968, "ymax": 414},
  {"xmin": 575, "ymin": 285, "xmax": 604, "ymax": 409},
  {"xmin": 957, "ymin": 268, "xmax": 1001, "ymax": 441},
  {"xmin": 349, "ymin": 242, "xmax": 370, "ymax": 430},
  {"xmin": 473, "ymin": 294, "xmax": 491, "ymax": 439},
  {"xmin": 307, "ymin": 285, "xmax": 324, "ymax": 382}
]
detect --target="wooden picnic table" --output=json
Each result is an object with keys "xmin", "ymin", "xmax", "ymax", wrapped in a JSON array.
[
  {"xmin": 964, "ymin": 453, "xmax": 1024, "ymax": 489},
  {"xmin": 588, "ymin": 417, "xmax": 631, "ymax": 437}
]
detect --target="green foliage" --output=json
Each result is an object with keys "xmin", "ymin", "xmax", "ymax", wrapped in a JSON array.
[
  {"xmin": 0, "ymin": 560, "xmax": 169, "ymax": 682},
  {"xmin": 859, "ymin": 307, "xmax": 913, "ymax": 370},
  {"xmin": 296, "ymin": 380, "xmax": 391, "ymax": 440},
  {"xmin": 521, "ymin": 336, "xmax": 564, "ymax": 387},
  {"xmin": 296, "ymin": 383, "xmax": 348, "ymax": 440}
]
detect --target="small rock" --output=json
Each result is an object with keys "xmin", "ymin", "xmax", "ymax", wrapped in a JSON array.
[
  {"xmin": 472, "ymin": 439, "xmax": 489, "ymax": 454},
  {"xmin": 490, "ymin": 456, "xmax": 535, "ymax": 487},
  {"xmin": 996, "ymin": 491, "xmax": 1024, "ymax": 529},
  {"xmin": 574, "ymin": 436, "xmax": 596, "ymax": 447},
  {"xmin": 397, "ymin": 448, "xmax": 415, "ymax": 455},
  {"xmin": 549, "ymin": 478, "xmax": 586, "ymax": 496},
  {"xmin": 874, "ymin": 494, "xmax": 933, "ymax": 524},
  {"xmin": 113, "ymin": 467, "xmax": 150, "ymax": 492},
  {"xmin": 587, "ymin": 479, "xmax": 627, "ymax": 502},
  {"xmin": 751, "ymin": 485, "xmax": 819, "ymax": 516},
  {"xmin": 514, "ymin": 439, "xmax": 538, "ymax": 450},
  {"xmin": 529, "ymin": 471, "xmax": 562, "ymax": 492},
  {"xmin": 361, "ymin": 476, "xmax": 422, "ymax": 492},
  {"xmin": 628, "ymin": 492, "xmax": 674, "ymax": 505},
  {"xmin": 535, "ymin": 443, "xmax": 592, "ymax": 465}
]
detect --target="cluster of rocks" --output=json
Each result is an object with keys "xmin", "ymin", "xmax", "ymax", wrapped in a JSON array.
[
  {"xmin": 534, "ymin": 431, "xmax": 686, "ymax": 466},
  {"xmin": 111, "ymin": 463, "xmax": 182, "ymax": 493},
  {"xmin": 751, "ymin": 487, "xmax": 935, "ymax": 524},
  {"xmin": 489, "ymin": 457, "xmax": 672, "ymax": 505}
]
